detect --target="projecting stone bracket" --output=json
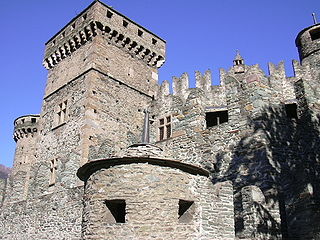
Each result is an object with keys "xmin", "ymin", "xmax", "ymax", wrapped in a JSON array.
[{"xmin": 43, "ymin": 21, "xmax": 165, "ymax": 70}]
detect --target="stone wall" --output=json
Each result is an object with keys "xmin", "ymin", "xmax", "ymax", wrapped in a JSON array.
[
  {"xmin": 28, "ymin": 74, "xmax": 89, "ymax": 198},
  {"xmin": 0, "ymin": 178, "xmax": 7, "ymax": 205},
  {"xmin": 0, "ymin": 187, "xmax": 83, "ymax": 240},
  {"xmin": 82, "ymin": 163, "xmax": 234, "ymax": 240},
  {"xmin": 84, "ymin": 70, "xmax": 153, "ymax": 161},
  {"xmin": 149, "ymin": 61, "xmax": 294, "ymax": 239}
]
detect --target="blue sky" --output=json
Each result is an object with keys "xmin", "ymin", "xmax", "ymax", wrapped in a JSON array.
[{"xmin": 1, "ymin": 0, "xmax": 319, "ymax": 167}]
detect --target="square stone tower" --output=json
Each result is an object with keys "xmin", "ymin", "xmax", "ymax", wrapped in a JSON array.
[{"xmin": 29, "ymin": 0, "xmax": 166, "ymax": 196}]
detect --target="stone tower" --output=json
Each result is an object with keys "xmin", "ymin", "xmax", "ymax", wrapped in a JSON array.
[
  {"xmin": 282, "ymin": 22, "xmax": 320, "ymax": 238},
  {"xmin": 26, "ymin": 0, "xmax": 166, "ymax": 197},
  {"xmin": 5, "ymin": 115, "xmax": 39, "ymax": 203},
  {"xmin": 294, "ymin": 23, "xmax": 320, "ymax": 109},
  {"xmin": 296, "ymin": 23, "xmax": 320, "ymax": 68}
]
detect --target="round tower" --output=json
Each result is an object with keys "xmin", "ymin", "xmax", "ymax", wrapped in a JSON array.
[
  {"xmin": 5, "ymin": 115, "xmax": 40, "ymax": 203},
  {"xmin": 295, "ymin": 23, "xmax": 320, "ymax": 66},
  {"xmin": 13, "ymin": 115, "xmax": 40, "ymax": 169},
  {"xmin": 77, "ymin": 144, "xmax": 235, "ymax": 240}
]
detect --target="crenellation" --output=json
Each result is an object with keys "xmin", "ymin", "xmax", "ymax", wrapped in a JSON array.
[
  {"xmin": 195, "ymin": 69, "xmax": 212, "ymax": 92},
  {"xmin": 92, "ymin": 1, "xmax": 165, "ymax": 54},
  {"xmin": 268, "ymin": 61, "xmax": 286, "ymax": 77},
  {"xmin": 13, "ymin": 115, "xmax": 40, "ymax": 142},
  {"xmin": 293, "ymin": 59, "xmax": 309, "ymax": 80},
  {"xmin": 267, "ymin": 62, "xmax": 291, "ymax": 103},
  {"xmin": 44, "ymin": 21, "xmax": 97, "ymax": 70},
  {"xmin": 44, "ymin": 1, "xmax": 166, "ymax": 72},
  {"xmin": 173, "ymin": 72, "xmax": 189, "ymax": 100},
  {"xmin": 156, "ymin": 80, "xmax": 170, "ymax": 98}
]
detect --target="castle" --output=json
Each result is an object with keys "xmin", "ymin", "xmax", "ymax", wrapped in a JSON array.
[{"xmin": 1, "ymin": 1, "xmax": 320, "ymax": 239}]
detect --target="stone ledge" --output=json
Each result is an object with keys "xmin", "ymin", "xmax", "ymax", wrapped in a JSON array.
[{"xmin": 77, "ymin": 156, "xmax": 210, "ymax": 181}]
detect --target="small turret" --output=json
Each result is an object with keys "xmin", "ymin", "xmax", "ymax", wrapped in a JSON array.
[
  {"xmin": 233, "ymin": 50, "xmax": 245, "ymax": 74},
  {"xmin": 13, "ymin": 114, "xmax": 40, "ymax": 170},
  {"xmin": 5, "ymin": 115, "xmax": 40, "ymax": 203},
  {"xmin": 295, "ymin": 23, "xmax": 320, "ymax": 65},
  {"xmin": 13, "ymin": 115, "xmax": 39, "ymax": 143}
]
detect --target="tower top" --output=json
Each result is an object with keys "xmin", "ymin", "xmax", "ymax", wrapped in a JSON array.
[
  {"xmin": 295, "ymin": 23, "xmax": 320, "ymax": 61},
  {"xmin": 233, "ymin": 50, "xmax": 244, "ymax": 66},
  {"xmin": 43, "ymin": 0, "xmax": 166, "ymax": 70}
]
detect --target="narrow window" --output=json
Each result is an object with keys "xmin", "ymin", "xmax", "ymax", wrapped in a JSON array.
[
  {"xmin": 310, "ymin": 28, "xmax": 320, "ymax": 41},
  {"xmin": 206, "ymin": 110, "xmax": 228, "ymax": 128},
  {"xmin": 49, "ymin": 159, "xmax": 58, "ymax": 186},
  {"xmin": 166, "ymin": 116, "xmax": 171, "ymax": 139},
  {"xmin": 178, "ymin": 200, "xmax": 194, "ymax": 223},
  {"xmin": 159, "ymin": 126, "xmax": 164, "ymax": 141},
  {"xmin": 166, "ymin": 124, "xmax": 171, "ymax": 139},
  {"xmin": 285, "ymin": 103, "xmax": 298, "ymax": 119},
  {"xmin": 71, "ymin": 23, "xmax": 76, "ymax": 30},
  {"xmin": 138, "ymin": 29, "xmax": 143, "ymax": 37},
  {"xmin": 107, "ymin": 10, "xmax": 113, "ymax": 18},
  {"xmin": 104, "ymin": 200, "xmax": 126, "ymax": 223},
  {"xmin": 56, "ymin": 100, "xmax": 68, "ymax": 126},
  {"xmin": 82, "ymin": 14, "xmax": 87, "ymax": 20},
  {"xmin": 159, "ymin": 116, "xmax": 172, "ymax": 141},
  {"xmin": 31, "ymin": 118, "xmax": 36, "ymax": 123},
  {"xmin": 123, "ymin": 20, "xmax": 128, "ymax": 27}
]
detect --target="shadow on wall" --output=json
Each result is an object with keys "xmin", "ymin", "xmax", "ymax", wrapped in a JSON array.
[{"xmin": 212, "ymin": 95, "xmax": 320, "ymax": 239}]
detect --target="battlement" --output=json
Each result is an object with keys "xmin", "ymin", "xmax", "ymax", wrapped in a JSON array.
[
  {"xmin": 43, "ymin": 0, "xmax": 166, "ymax": 70},
  {"xmin": 157, "ymin": 59, "xmax": 294, "ymax": 105},
  {"xmin": 13, "ymin": 115, "xmax": 40, "ymax": 142}
]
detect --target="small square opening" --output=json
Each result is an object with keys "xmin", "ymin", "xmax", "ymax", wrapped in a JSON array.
[
  {"xmin": 285, "ymin": 103, "xmax": 298, "ymax": 119},
  {"xmin": 123, "ymin": 20, "xmax": 128, "ymax": 27},
  {"xmin": 107, "ymin": 10, "xmax": 113, "ymax": 18},
  {"xmin": 152, "ymin": 38, "xmax": 157, "ymax": 45},
  {"xmin": 138, "ymin": 29, "xmax": 143, "ymax": 37},
  {"xmin": 310, "ymin": 28, "xmax": 320, "ymax": 41},
  {"xmin": 104, "ymin": 199, "xmax": 126, "ymax": 223},
  {"xmin": 206, "ymin": 110, "xmax": 228, "ymax": 128},
  {"xmin": 178, "ymin": 200, "xmax": 194, "ymax": 223},
  {"xmin": 31, "ymin": 118, "xmax": 36, "ymax": 123}
]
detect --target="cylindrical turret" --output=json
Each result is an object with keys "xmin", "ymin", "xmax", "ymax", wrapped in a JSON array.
[
  {"xmin": 295, "ymin": 23, "xmax": 320, "ymax": 64},
  {"xmin": 13, "ymin": 115, "xmax": 40, "ymax": 168},
  {"xmin": 5, "ymin": 115, "xmax": 40, "ymax": 203},
  {"xmin": 77, "ymin": 144, "xmax": 235, "ymax": 240}
]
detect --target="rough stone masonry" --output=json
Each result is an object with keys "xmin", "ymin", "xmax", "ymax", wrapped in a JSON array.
[{"xmin": 1, "ymin": 0, "xmax": 320, "ymax": 239}]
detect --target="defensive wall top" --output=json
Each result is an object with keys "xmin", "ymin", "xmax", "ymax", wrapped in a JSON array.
[{"xmin": 43, "ymin": 0, "xmax": 166, "ymax": 70}]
